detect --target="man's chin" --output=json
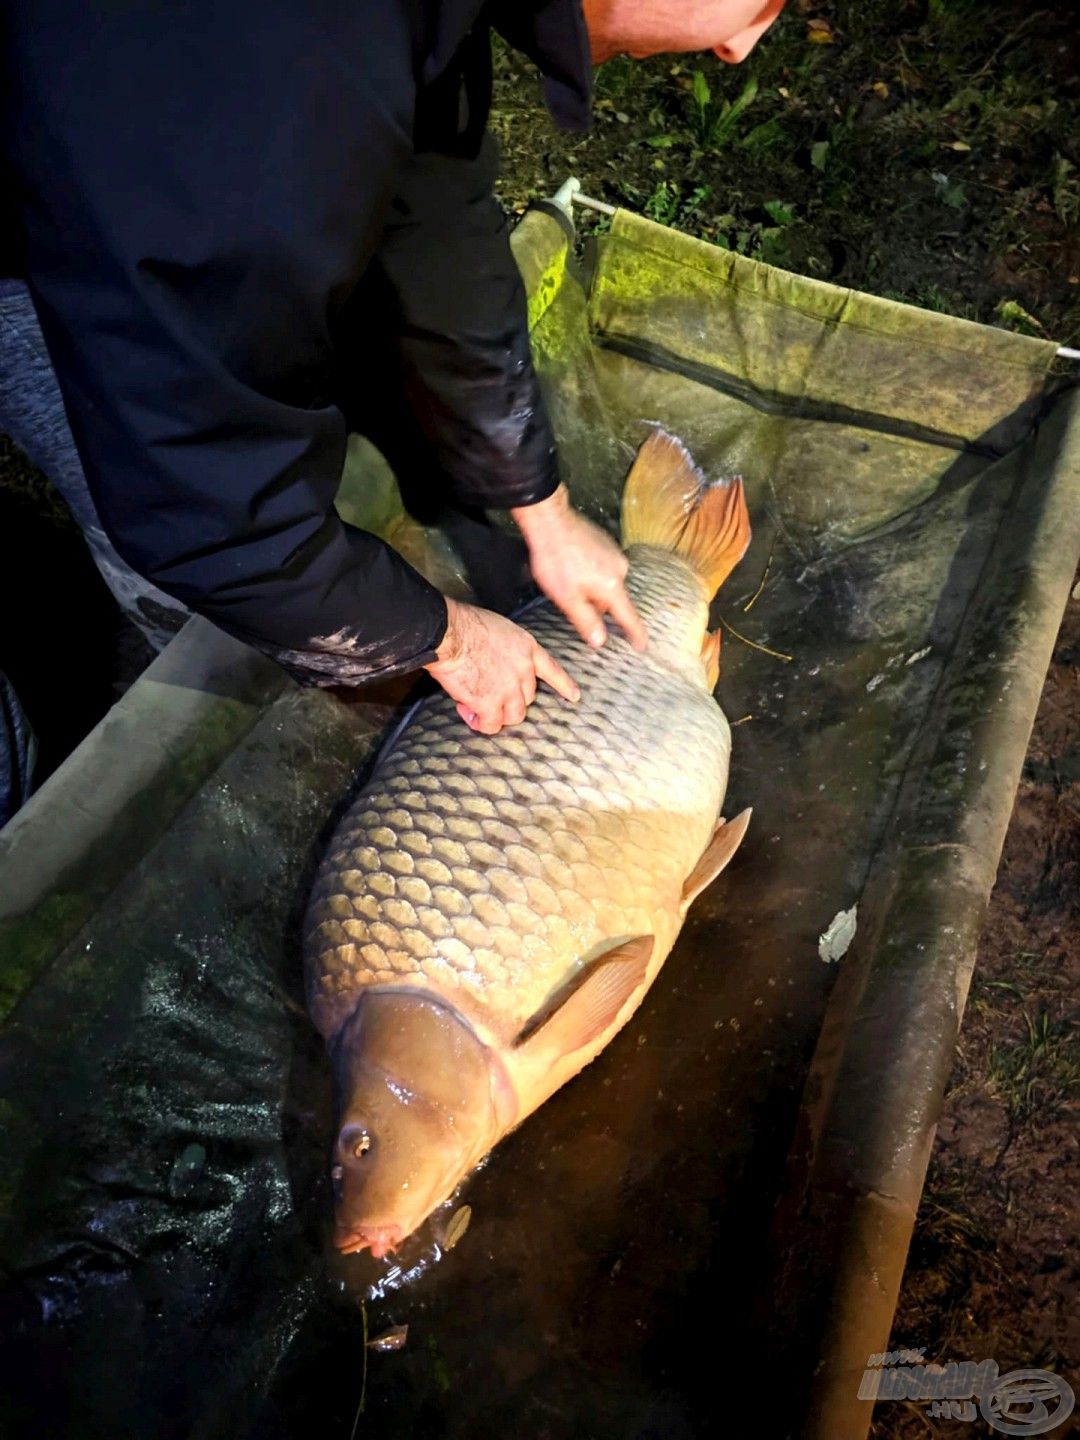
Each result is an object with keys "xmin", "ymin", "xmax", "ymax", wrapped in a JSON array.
[{"xmin": 590, "ymin": 42, "xmax": 658, "ymax": 64}]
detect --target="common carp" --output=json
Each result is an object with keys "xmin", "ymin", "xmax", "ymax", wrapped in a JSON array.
[{"xmin": 304, "ymin": 431, "xmax": 752, "ymax": 1257}]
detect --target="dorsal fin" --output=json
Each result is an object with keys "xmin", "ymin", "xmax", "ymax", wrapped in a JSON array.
[{"xmin": 512, "ymin": 935, "xmax": 655, "ymax": 1056}]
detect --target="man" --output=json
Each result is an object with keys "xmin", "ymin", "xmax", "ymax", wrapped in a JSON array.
[{"xmin": 0, "ymin": 0, "xmax": 784, "ymax": 764}]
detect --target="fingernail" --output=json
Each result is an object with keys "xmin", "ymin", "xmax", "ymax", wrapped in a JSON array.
[{"xmin": 589, "ymin": 627, "xmax": 606, "ymax": 647}]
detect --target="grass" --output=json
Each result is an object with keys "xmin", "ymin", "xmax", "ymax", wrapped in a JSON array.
[
  {"xmin": 686, "ymin": 71, "xmax": 761, "ymax": 149},
  {"xmin": 988, "ymin": 1008, "xmax": 1080, "ymax": 1119},
  {"xmin": 491, "ymin": 0, "xmax": 1080, "ymax": 345},
  {"xmin": 900, "ymin": 1183, "xmax": 998, "ymax": 1350},
  {"xmin": 965, "ymin": 948, "xmax": 1078, "ymax": 1120},
  {"xmin": 880, "ymin": 283, "xmax": 976, "ymax": 317}
]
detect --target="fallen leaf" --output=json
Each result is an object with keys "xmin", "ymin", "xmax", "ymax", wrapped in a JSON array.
[
  {"xmin": 807, "ymin": 18, "xmax": 835, "ymax": 43},
  {"xmin": 443, "ymin": 1204, "xmax": 472, "ymax": 1252},
  {"xmin": 943, "ymin": 140, "xmax": 972, "ymax": 151},
  {"xmin": 872, "ymin": 80, "xmax": 889, "ymax": 100},
  {"xmin": 819, "ymin": 906, "xmax": 858, "ymax": 964}
]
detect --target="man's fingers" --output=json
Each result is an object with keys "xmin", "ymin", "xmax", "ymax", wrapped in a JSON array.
[
  {"xmin": 503, "ymin": 695, "xmax": 527, "ymax": 727},
  {"xmin": 533, "ymin": 643, "xmax": 581, "ymax": 705},
  {"xmin": 456, "ymin": 701, "xmax": 502, "ymax": 735},
  {"xmin": 562, "ymin": 596, "xmax": 607, "ymax": 649},
  {"xmin": 602, "ymin": 583, "xmax": 648, "ymax": 652}
]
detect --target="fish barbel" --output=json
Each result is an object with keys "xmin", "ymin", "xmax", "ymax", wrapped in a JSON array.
[{"xmin": 304, "ymin": 430, "xmax": 752, "ymax": 1257}]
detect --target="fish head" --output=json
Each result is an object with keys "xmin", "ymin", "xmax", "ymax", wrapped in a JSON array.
[{"xmin": 330, "ymin": 990, "xmax": 503, "ymax": 1257}]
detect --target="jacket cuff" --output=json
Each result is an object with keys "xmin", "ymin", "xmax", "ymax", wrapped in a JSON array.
[
  {"xmin": 452, "ymin": 461, "xmax": 561, "ymax": 512},
  {"xmin": 252, "ymin": 589, "xmax": 448, "ymax": 689}
]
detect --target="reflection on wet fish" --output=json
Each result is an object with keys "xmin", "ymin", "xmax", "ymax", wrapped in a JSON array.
[
  {"xmin": 304, "ymin": 431, "xmax": 752, "ymax": 1257},
  {"xmin": 366, "ymin": 1323, "xmax": 409, "ymax": 1353}
]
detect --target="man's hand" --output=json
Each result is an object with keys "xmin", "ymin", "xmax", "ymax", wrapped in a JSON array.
[
  {"xmin": 425, "ymin": 598, "xmax": 580, "ymax": 735},
  {"xmin": 510, "ymin": 485, "xmax": 647, "ymax": 652}
]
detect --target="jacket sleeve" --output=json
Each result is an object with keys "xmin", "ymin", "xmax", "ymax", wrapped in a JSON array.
[
  {"xmin": 365, "ymin": 133, "xmax": 562, "ymax": 513},
  {"xmin": 4, "ymin": 0, "xmax": 449, "ymax": 687}
]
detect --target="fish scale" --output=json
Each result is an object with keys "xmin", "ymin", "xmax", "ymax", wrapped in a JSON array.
[{"xmin": 305, "ymin": 544, "xmax": 731, "ymax": 1047}]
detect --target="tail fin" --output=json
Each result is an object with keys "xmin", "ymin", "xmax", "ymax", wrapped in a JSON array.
[{"xmin": 620, "ymin": 429, "xmax": 751, "ymax": 597}]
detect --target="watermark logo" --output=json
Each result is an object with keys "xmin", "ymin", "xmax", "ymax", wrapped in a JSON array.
[{"xmin": 858, "ymin": 1351, "xmax": 1074, "ymax": 1435}]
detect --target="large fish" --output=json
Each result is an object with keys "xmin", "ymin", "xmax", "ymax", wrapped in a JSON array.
[{"xmin": 304, "ymin": 431, "xmax": 752, "ymax": 1257}]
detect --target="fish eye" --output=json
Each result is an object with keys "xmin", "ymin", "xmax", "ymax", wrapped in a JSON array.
[{"xmin": 338, "ymin": 1122, "xmax": 374, "ymax": 1163}]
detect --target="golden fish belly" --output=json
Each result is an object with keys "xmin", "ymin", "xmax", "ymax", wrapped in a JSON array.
[{"xmin": 304, "ymin": 549, "xmax": 731, "ymax": 1047}]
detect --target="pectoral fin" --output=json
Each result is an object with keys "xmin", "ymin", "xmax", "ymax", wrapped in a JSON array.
[
  {"xmin": 513, "ymin": 934, "xmax": 655, "ymax": 1056},
  {"xmin": 681, "ymin": 808, "xmax": 752, "ymax": 909}
]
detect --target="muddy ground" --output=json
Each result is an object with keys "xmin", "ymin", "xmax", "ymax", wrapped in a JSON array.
[{"xmin": 0, "ymin": 0, "xmax": 1076, "ymax": 1434}]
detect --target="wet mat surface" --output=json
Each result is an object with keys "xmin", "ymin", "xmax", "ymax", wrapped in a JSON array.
[{"xmin": 2, "ymin": 213, "xmax": 1077, "ymax": 1439}]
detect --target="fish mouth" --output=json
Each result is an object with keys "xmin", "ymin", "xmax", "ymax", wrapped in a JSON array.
[{"xmin": 334, "ymin": 1223, "xmax": 403, "ymax": 1259}]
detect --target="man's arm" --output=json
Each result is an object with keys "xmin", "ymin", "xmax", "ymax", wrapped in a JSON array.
[
  {"xmin": 370, "ymin": 135, "xmax": 647, "ymax": 658},
  {"xmin": 366, "ymin": 135, "xmax": 560, "ymax": 513},
  {"xmin": 4, "ymin": 0, "xmax": 450, "ymax": 686}
]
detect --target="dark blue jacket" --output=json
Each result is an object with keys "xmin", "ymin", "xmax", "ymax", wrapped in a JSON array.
[{"xmin": 2, "ymin": 1, "xmax": 591, "ymax": 682}]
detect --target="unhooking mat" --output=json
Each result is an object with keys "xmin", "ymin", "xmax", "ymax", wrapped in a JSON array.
[{"xmin": 1, "ymin": 207, "xmax": 1078, "ymax": 1440}]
